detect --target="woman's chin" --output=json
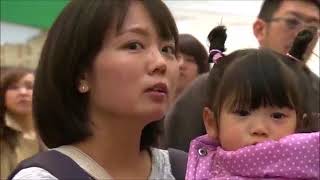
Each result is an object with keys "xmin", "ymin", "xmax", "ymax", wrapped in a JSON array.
[{"xmin": 144, "ymin": 109, "xmax": 167, "ymax": 122}]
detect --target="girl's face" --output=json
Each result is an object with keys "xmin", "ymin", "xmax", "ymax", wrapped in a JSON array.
[
  {"xmin": 5, "ymin": 73, "xmax": 34, "ymax": 116},
  {"xmin": 218, "ymin": 106, "xmax": 297, "ymax": 151},
  {"xmin": 85, "ymin": 1, "xmax": 179, "ymax": 123},
  {"xmin": 176, "ymin": 53, "xmax": 199, "ymax": 95}
]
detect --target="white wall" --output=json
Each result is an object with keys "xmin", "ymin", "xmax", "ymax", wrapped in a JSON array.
[{"xmin": 0, "ymin": 22, "xmax": 41, "ymax": 45}]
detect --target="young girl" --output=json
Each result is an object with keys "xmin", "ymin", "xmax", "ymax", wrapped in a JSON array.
[{"xmin": 186, "ymin": 49, "xmax": 319, "ymax": 179}]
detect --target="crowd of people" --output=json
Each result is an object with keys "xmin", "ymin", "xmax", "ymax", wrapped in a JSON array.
[{"xmin": 1, "ymin": 0, "xmax": 319, "ymax": 179}]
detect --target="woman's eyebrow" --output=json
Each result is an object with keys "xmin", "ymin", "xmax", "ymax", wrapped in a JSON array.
[{"xmin": 118, "ymin": 26, "xmax": 150, "ymax": 37}]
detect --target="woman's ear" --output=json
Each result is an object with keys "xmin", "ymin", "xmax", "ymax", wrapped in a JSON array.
[{"xmin": 203, "ymin": 107, "xmax": 218, "ymax": 140}]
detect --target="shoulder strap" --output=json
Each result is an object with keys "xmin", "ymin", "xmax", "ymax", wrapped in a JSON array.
[
  {"xmin": 8, "ymin": 150, "xmax": 93, "ymax": 180},
  {"xmin": 168, "ymin": 148, "xmax": 188, "ymax": 180}
]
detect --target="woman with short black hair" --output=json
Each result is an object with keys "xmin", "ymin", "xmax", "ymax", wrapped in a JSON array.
[{"xmin": 10, "ymin": 0, "xmax": 184, "ymax": 179}]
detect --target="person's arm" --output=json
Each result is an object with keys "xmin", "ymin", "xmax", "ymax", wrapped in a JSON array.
[{"xmin": 217, "ymin": 132, "xmax": 320, "ymax": 179}]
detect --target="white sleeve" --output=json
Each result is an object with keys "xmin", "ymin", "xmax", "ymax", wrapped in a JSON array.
[{"xmin": 12, "ymin": 167, "xmax": 58, "ymax": 180}]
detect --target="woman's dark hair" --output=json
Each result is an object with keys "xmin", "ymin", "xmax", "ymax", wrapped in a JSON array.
[
  {"xmin": 0, "ymin": 66, "xmax": 12, "ymax": 75},
  {"xmin": 0, "ymin": 66, "xmax": 33, "ymax": 150},
  {"xmin": 33, "ymin": 0, "xmax": 178, "ymax": 149},
  {"xmin": 206, "ymin": 48, "xmax": 316, "ymax": 133},
  {"xmin": 178, "ymin": 34, "xmax": 209, "ymax": 73}
]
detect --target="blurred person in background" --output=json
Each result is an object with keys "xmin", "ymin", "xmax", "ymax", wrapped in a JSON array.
[
  {"xmin": 175, "ymin": 34, "xmax": 209, "ymax": 99},
  {"xmin": 253, "ymin": 0, "xmax": 319, "ymax": 61},
  {"xmin": 0, "ymin": 66, "xmax": 13, "ymax": 75},
  {"xmin": 164, "ymin": 26, "xmax": 227, "ymax": 151},
  {"xmin": 0, "ymin": 66, "xmax": 41, "ymax": 179},
  {"xmin": 158, "ymin": 34, "xmax": 208, "ymax": 148}
]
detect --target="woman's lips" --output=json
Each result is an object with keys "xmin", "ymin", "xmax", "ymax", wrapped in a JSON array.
[
  {"xmin": 145, "ymin": 82, "xmax": 168, "ymax": 102},
  {"xmin": 18, "ymin": 99, "xmax": 32, "ymax": 104}
]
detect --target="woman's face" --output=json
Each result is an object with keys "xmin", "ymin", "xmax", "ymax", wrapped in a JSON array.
[
  {"xmin": 5, "ymin": 73, "xmax": 34, "ymax": 116},
  {"xmin": 176, "ymin": 53, "xmax": 199, "ymax": 95},
  {"xmin": 86, "ymin": 1, "xmax": 179, "ymax": 123}
]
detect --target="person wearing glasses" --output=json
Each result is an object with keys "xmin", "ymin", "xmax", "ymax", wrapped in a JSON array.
[
  {"xmin": 253, "ymin": 0, "xmax": 319, "ymax": 61},
  {"xmin": 164, "ymin": 0, "xmax": 320, "ymax": 152}
]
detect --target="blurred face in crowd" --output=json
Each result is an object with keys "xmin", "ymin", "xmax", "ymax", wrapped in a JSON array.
[
  {"xmin": 85, "ymin": 1, "xmax": 179, "ymax": 123},
  {"xmin": 254, "ymin": 0, "xmax": 319, "ymax": 58},
  {"xmin": 176, "ymin": 53, "xmax": 199, "ymax": 96},
  {"xmin": 5, "ymin": 73, "xmax": 34, "ymax": 116}
]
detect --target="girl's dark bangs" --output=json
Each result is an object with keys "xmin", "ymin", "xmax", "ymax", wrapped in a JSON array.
[{"xmin": 220, "ymin": 52, "xmax": 298, "ymax": 112}]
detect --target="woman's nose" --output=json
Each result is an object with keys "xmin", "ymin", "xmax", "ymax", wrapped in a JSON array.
[
  {"xmin": 148, "ymin": 49, "xmax": 167, "ymax": 76},
  {"xmin": 19, "ymin": 87, "xmax": 28, "ymax": 93},
  {"xmin": 18, "ymin": 87, "xmax": 32, "ymax": 95},
  {"xmin": 178, "ymin": 60, "xmax": 185, "ymax": 70}
]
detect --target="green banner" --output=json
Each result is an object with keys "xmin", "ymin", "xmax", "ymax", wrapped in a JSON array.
[{"xmin": 1, "ymin": 0, "xmax": 69, "ymax": 29}]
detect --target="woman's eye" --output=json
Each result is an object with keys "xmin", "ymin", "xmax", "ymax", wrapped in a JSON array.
[
  {"xmin": 126, "ymin": 42, "xmax": 143, "ymax": 50},
  {"xmin": 25, "ymin": 83, "xmax": 34, "ymax": 90},
  {"xmin": 8, "ymin": 85, "xmax": 19, "ymax": 90},
  {"xmin": 185, "ymin": 57, "xmax": 196, "ymax": 63},
  {"xmin": 162, "ymin": 46, "xmax": 175, "ymax": 55},
  {"xmin": 234, "ymin": 110, "xmax": 250, "ymax": 116},
  {"xmin": 271, "ymin": 112, "xmax": 286, "ymax": 119}
]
